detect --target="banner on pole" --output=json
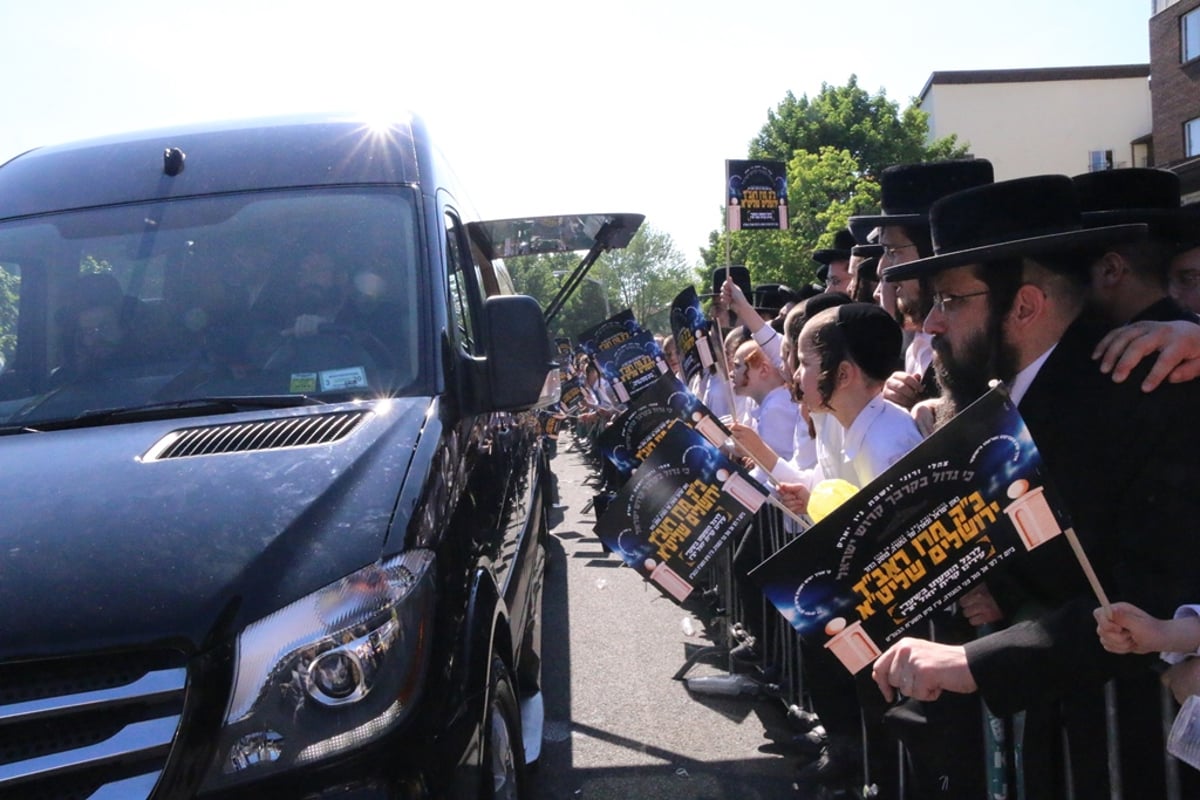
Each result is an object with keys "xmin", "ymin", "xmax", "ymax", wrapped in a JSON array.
[
  {"xmin": 596, "ymin": 373, "xmax": 729, "ymax": 482},
  {"xmin": 749, "ymin": 387, "xmax": 1075, "ymax": 674},
  {"xmin": 559, "ymin": 375, "xmax": 588, "ymax": 414},
  {"xmin": 726, "ymin": 159, "xmax": 789, "ymax": 232},
  {"xmin": 669, "ymin": 286, "xmax": 715, "ymax": 383},
  {"xmin": 578, "ymin": 309, "xmax": 669, "ymax": 403},
  {"xmin": 597, "ymin": 419, "xmax": 769, "ymax": 603}
]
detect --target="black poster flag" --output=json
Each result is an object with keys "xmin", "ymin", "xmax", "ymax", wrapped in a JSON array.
[
  {"xmin": 554, "ymin": 337, "xmax": 574, "ymax": 372},
  {"xmin": 596, "ymin": 419, "xmax": 769, "ymax": 603},
  {"xmin": 578, "ymin": 309, "xmax": 668, "ymax": 403},
  {"xmin": 749, "ymin": 388, "xmax": 1075, "ymax": 674},
  {"xmin": 726, "ymin": 159, "xmax": 788, "ymax": 232},
  {"xmin": 596, "ymin": 373, "xmax": 729, "ymax": 482},
  {"xmin": 559, "ymin": 375, "xmax": 587, "ymax": 414},
  {"xmin": 669, "ymin": 286, "xmax": 714, "ymax": 383}
]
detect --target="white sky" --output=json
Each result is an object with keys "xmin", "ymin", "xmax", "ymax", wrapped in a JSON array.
[{"xmin": 0, "ymin": 0, "xmax": 1151, "ymax": 264}]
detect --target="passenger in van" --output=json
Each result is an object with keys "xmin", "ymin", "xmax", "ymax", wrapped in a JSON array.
[{"xmin": 52, "ymin": 273, "xmax": 134, "ymax": 385}]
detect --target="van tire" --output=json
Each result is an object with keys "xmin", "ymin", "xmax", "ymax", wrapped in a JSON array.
[{"xmin": 483, "ymin": 656, "xmax": 526, "ymax": 800}]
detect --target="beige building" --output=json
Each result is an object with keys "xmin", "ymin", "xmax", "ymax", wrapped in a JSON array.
[{"xmin": 917, "ymin": 65, "xmax": 1152, "ymax": 180}]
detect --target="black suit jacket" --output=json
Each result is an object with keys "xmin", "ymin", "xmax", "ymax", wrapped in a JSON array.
[{"xmin": 963, "ymin": 319, "xmax": 1200, "ymax": 796}]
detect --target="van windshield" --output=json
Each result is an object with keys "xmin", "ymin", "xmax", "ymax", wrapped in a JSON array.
[{"xmin": 0, "ymin": 188, "xmax": 427, "ymax": 427}]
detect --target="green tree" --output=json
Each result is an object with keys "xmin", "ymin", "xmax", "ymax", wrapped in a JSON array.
[
  {"xmin": 503, "ymin": 251, "xmax": 594, "ymax": 340},
  {"xmin": 599, "ymin": 225, "xmax": 693, "ymax": 335},
  {"xmin": 0, "ymin": 265, "xmax": 18, "ymax": 364},
  {"xmin": 702, "ymin": 76, "xmax": 967, "ymax": 288},
  {"xmin": 749, "ymin": 74, "xmax": 963, "ymax": 177},
  {"xmin": 708, "ymin": 147, "xmax": 882, "ymax": 287},
  {"xmin": 506, "ymin": 223, "xmax": 693, "ymax": 340}
]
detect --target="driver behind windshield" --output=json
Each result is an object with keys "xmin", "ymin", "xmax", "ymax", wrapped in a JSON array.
[
  {"xmin": 51, "ymin": 273, "xmax": 134, "ymax": 385},
  {"xmin": 280, "ymin": 249, "xmax": 398, "ymax": 353},
  {"xmin": 253, "ymin": 247, "xmax": 399, "ymax": 388},
  {"xmin": 284, "ymin": 251, "xmax": 351, "ymax": 339}
]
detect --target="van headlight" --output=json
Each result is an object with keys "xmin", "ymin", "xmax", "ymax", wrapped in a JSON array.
[{"xmin": 200, "ymin": 549, "xmax": 436, "ymax": 790}]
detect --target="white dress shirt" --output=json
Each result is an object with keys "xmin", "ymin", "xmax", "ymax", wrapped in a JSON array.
[
  {"xmin": 752, "ymin": 384, "xmax": 799, "ymax": 465},
  {"xmin": 770, "ymin": 396, "xmax": 920, "ymax": 490}
]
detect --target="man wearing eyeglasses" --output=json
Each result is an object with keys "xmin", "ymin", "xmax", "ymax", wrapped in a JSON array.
[
  {"xmin": 849, "ymin": 160, "xmax": 995, "ymax": 412},
  {"xmin": 873, "ymin": 174, "xmax": 1200, "ymax": 799}
]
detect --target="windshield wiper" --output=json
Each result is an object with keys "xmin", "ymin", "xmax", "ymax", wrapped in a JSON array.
[
  {"xmin": 0, "ymin": 424, "xmax": 44, "ymax": 436},
  {"xmin": 56, "ymin": 395, "xmax": 328, "ymax": 429}
]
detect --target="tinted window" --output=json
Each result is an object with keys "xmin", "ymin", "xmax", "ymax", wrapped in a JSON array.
[
  {"xmin": 445, "ymin": 211, "xmax": 483, "ymax": 354},
  {"xmin": 0, "ymin": 188, "xmax": 426, "ymax": 426}
]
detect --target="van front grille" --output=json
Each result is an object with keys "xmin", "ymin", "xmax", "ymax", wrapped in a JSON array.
[
  {"xmin": 147, "ymin": 410, "xmax": 369, "ymax": 460},
  {"xmin": 0, "ymin": 651, "xmax": 187, "ymax": 800}
]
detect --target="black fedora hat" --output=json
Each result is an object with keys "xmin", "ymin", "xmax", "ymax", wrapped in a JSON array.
[
  {"xmin": 795, "ymin": 283, "xmax": 824, "ymax": 302},
  {"xmin": 753, "ymin": 283, "xmax": 797, "ymax": 316},
  {"xmin": 882, "ymin": 174, "xmax": 1148, "ymax": 282},
  {"xmin": 849, "ymin": 159, "xmax": 995, "ymax": 231},
  {"xmin": 856, "ymin": 255, "xmax": 880, "ymax": 282},
  {"xmin": 851, "ymin": 243, "xmax": 883, "ymax": 258},
  {"xmin": 709, "ymin": 265, "xmax": 752, "ymax": 300},
  {"xmin": 1073, "ymin": 167, "xmax": 1200, "ymax": 241},
  {"xmin": 849, "ymin": 216, "xmax": 878, "ymax": 244},
  {"xmin": 812, "ymin": 229, "xmax": 856, "ymax": 266}
]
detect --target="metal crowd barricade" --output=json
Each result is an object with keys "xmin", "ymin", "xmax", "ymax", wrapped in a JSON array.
[
  {"xmin": 676, "ymin": 500, "xmax": 1195, "ymax": 800},
  {"xmin": 752, "ymin": 504, "xmax": 806, "ymax": 705},
  {"xmin": 676, "ymin": 504, "xmax": 807, "ymax": 707}
]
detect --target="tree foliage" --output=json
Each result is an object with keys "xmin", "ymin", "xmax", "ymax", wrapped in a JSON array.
[
  {"xmin": 700, "ymin": 75, "xmax": 968, "ymax": 289},
  {"xmin": 600, "ymin": 225, "xmax": 693, "ymax": 335},
  {"xmin": 749, "ymin": 75, "xmax": 963, "ymax": 177},
  {"xmin": 506, "ymin": 223, "xmax": 693, "ymax": 341},
  {"xmin": 0, "ymin": 265, "xmax": 18, "ymax": 364}
]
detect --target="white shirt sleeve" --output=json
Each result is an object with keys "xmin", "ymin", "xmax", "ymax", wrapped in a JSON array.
[
  {"xmin": 770, "ymin": 456, "xmax": 818, "ymax": 488},
  {"xmin": 1163, "ymin": 605, "xmax": 1200, "ymax": 665}
]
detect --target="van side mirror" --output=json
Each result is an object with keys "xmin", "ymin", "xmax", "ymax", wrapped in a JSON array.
[{"xmin": 481, "ymin": 295, "xmax": 554, "ymax": 411}]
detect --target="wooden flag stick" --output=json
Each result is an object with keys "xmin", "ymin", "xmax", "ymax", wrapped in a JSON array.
[
  {"xmin": 710, "ymin": 314, "xmax": 740, "ymax": 422},
  {"xmin": 766, "ymin": 493, "xmax": 809, "ymax": 529},
  {"xmin": 1063, "ymin": 527, "xmax": 1110, "ymax": 611},
  {"xmin": 717, "ymin": 432, "xmax": 807, "ymax": 527}
]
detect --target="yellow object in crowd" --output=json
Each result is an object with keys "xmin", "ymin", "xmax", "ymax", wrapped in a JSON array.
[{"xmin": 807, "ymin": 479, "xmax": 858, "ymax": 523}]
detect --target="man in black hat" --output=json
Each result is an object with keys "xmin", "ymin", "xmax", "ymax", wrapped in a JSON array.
[
  {"xmin": 847, "ymin": 243, "xmax": 882, "ymax": 303},
  {"xmin": 812, "ymin": 229, "xmax": 855, "ymax": 294},
  {"xmin": 849, "ymin": 159, "xmax": 995, "ymax": 410},
  {"xmin": 751, "ymin": 283, "xmax": 798, "ymax": 322},
  {"xmin": 871, "ymin": 174, "xmax": 1200, "ymax": 798},
  {"xmin": 1073, "ymin": 167, "xmax": 1200, "ymax": 326}
]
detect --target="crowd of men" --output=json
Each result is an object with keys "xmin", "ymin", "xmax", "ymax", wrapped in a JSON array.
[{"xmin": 566, "ymin": 161, "xmax": 1200, "ymax": 799}]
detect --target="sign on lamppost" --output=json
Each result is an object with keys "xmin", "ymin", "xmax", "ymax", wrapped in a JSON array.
[{"xmin": 726, "ymin": 159, "xmax": 788, "ymax": 232}]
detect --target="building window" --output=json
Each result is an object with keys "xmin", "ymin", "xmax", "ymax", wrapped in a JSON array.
[
  {"xmin": 1187, "ymin": 117, "xmax": 1200, "ymax": 158},
  {"xmin": 1183, "ymin": 8, "xmax": 1200, "ymax": 62},
  {"xmin": 1088, "ymin": 150, "xmax": 1114, "ymax": 172}
]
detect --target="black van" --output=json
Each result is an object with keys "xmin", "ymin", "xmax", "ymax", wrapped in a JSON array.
[{"xmin": 0, "ymin": 113, "xmax": 637, "ymax": 799}]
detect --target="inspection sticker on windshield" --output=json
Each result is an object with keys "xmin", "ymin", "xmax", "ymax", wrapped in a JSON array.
[
  {"xmin": 319, "ymin": 367, "xmax": 369, "ymax": 392},
  {"xmin": 289, "ymin": 372, "xmax": 318, "ymax": 393}
]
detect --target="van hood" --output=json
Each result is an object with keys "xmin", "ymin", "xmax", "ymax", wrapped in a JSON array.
[{"xmin": 0, "ymin": 397, "xmax": 430, "ymax": 661}]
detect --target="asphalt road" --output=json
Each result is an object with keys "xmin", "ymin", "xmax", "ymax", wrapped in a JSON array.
[{"xmin": 529, "ymin": 432, "xmax": 804, "ymax": 799}]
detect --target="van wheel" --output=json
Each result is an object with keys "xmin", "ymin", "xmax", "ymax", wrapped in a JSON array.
[{"xmin": 484, "ymin": 657, "xmax": 526, "ymax": 800}]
